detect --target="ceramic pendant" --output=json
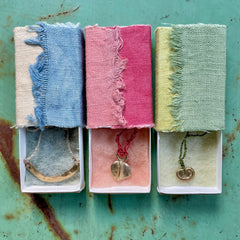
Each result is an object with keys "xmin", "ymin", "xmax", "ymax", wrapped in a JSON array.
[
  {"xmin": 176, "ymin": 167, "xmax": 195, "ymax": 181},
  {"xmin": 111, "ymin": 154, "xmax": 131, "ymax": 181}
]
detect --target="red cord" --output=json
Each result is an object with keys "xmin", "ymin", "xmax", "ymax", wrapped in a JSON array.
[{"xmin": 115, "ymin": 129, "xmax": 138, "ymax": 157}]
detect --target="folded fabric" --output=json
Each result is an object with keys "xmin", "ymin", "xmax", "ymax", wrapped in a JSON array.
[
  {"xmin": 15, "ymin": 22, "xmax": 85, "ymax": 129},
  {"xmin": 14, "ymin": 27, "xmax": 42, "ymax": 127},
  {"xmin": 155, "ymin": 24, "xmax": 226, "ymax": 132},
  {"xmin": 85, "ymin": 25, "xmax": 153, "ymax": 129}
]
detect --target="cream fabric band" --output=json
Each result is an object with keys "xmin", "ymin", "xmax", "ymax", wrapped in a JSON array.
[{"xmin": 14, "ymin": 27, "xmax": 42, "ymax": 127}]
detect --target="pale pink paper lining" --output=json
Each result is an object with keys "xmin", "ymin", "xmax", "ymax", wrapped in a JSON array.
[{"xmin": 91, "ymin": 128, "xmax": 150, "ymax": 188}]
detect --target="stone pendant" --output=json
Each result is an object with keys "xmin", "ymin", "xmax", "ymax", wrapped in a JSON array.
[{"xmin": 111, "ymin": 154, "xmax": 131, "ymax": 181}]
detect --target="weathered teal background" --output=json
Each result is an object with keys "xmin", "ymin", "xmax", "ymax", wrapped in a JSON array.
[{"xmin": 0, "ymin": 0, "xmax": 239, "ymax": 239}]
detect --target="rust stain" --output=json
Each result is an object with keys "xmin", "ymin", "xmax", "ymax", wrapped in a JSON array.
[
  {"xmin": 108, "ymin": 194, "xmax": 114, "ymax": 214},
  {"xmin": 181, "ymin": 238, "xmax": 186, "ymax": 240},
  {"xmin": 0, "ymin": 119, "xmax": 70, "ymax": 240},
  {"xmin": 153, "ymin": 215, "xmax": 157, "ymax": 221},
  {"xmin": 223, "ymin": 120, "xmax": 240, "ymax": 159},
  {"xmin": 151, "ymin": 228, "xmax": 154, "ymax": 234},
  {"xmin": 160, "ymin": 14, "xmax": 170, "ymax": 20},
  {"xmin": 236, "ymin": 121, "xmax": 240, "ymax": 131},
  {"xmin": 172, "ymin": 195, "xmax": 188, "ymax": 202},
  {"xmin": 30, "ymin": 194, "xmax": 71, "ymax": 240},
  {"xmin": 142, "ymin": 226, "xmax": 148, "ymax": 236},
  {"xmin": 88, "ymin": 192, "xmax": 93, "ymax": 198},
  {"xmin": 140, "ymin": 216, "xmax": 145, "ymax": 221},
  {"xmin": 10, "ymin": 36, "xmax": 14, "ymax": 43},
  {"xmin": 109, "ymin": 226, "xmax": 116, "ymax": 240},
  {"xmin": 225, "ymin": 133, "xmax": 235, "ymax": 143},
  {"xmin": 39, "ymin": 6, "xmax": 80, "ymax": 20},
  {"xmin": 222, "ymin": 145, "xmax": 228, "ymax": 158},
  {"xmin": 74, "ymin": 230, "xmax": 78, "ymax": 234},
  {"xmin": 0, "ymin": 119, "xmax": 18, "ymax": 184},
  {"xmin": 236, "ymin": 76, "xmax": 240, "ymax": 81},
  {"xmin": 5, "ymin": 214, "xmax": 15, "ymax": 220},
  {"xmin": 0, "ymin": 59, "xmax": 4, "ymax": 68}
]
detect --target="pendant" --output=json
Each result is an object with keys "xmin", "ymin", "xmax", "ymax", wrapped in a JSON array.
[
  {"xmin": 176, "ymin": 167, "xmax": 195, "ymax": 181},
  {"xmin": 111, "ymin": 154, "xmax": 131, "ymax": 181}
]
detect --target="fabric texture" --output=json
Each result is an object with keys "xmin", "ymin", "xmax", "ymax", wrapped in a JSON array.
[
  {"xmin": 155, "ymin": 27, "xmax": 174, "ymax": 131},
  {"xmin": 155, "ymin": 24, "xmax": 226, "ymax": 132},
  {"xmin": 25, "ymin": 22, "xmax": 84, "ymax": 129},
  {"xmin": 85, "ymin": 26, "xmax": 127, "ymax": 128},
  {"xmin": 86, "ymin": 25, "xmax": 153, "ymax": 129},
  {"xmin": 14, "ymin": 27, "xmax": 42, "ymax": 127}
]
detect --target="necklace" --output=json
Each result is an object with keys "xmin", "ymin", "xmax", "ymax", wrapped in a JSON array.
[
  {"xmin": 24, "ymin": 128, "xmax": 80, "ymax": 183},
  {"xmin": 176, "ymin": 131, "xmax": 207, "ymax": 181},
  {"xmin": 111, "ymin": 129, "xmax": 138, "ymax": 181}
]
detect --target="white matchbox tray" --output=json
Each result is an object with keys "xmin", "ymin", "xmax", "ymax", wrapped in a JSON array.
[
  {"xmin": 89, "ymin": 129, "xmax": 151, "ymax": 194},
  {"xmin": 157, "ymin": 131, "xmax": 222, "ymax": 195},
  {"xmin": 19, "ymin": 127, "xmax": 85, "ymax": 193}
]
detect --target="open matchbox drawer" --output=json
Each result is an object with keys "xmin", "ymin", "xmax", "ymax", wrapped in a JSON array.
[
  {"xmin": 157, "ymin": 131, "xmax": 222, "ymax": 194},
  {"xmin": 19, "ymin": 127, "xmax": 85, "ymax": 193},
  {"xmin": 89, "ymin": 128, "xmax": 152, "ymax": 194}
]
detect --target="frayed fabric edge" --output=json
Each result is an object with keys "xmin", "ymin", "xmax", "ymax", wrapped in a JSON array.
[
  {"xmin": 111, "ymin": 26, "xmax": 127, "ymax": 126},
  {"xmin": 25, "ymin": 22, "xmax": 49, "ymax": 130},
  {"xmin": 169, "ymin": 25, "xmax": 184, "ymax": 131}
]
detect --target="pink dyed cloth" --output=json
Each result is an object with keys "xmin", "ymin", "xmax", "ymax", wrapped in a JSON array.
[
  {"xmin": 91, "ymin": 128, "xmax": 150, "ymax": 188},
  {"xmin": 85, "ymin": 25, "xmax": 153, "ymax": 128}
]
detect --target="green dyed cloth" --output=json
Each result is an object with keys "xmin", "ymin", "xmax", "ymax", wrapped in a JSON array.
[{"xmin": 170, "ymin": 24, "xmax": 226, "ymax": 131}]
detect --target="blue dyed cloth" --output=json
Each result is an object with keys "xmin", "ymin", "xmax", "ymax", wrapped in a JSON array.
[{"xmin": 25, "ymin": 22, "xmax": 84, "ymax": 129}]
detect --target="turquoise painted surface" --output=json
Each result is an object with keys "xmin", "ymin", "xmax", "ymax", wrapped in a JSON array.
[{"xmin": 0, "ymin": 0, "xmax": 239, "ymax": 239}]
